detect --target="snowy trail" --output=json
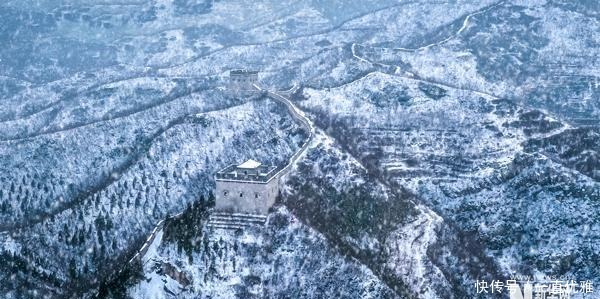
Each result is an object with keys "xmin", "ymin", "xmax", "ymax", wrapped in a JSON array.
[
  {"xmin": 304, "ymin": 113, "xmax": 452, "ymax": 297},
  {"xmin": 385, "ymin": 205, "xmax": 446, "ymax": 298},
  {"xmin": 0, "ymin": 100, "xmax": 248, "ymax": 233},
  {"xmin": 0, "ymin": 114, "xmax": 195, "ymax": 233},
  {"xmin": 0, "ymin": 82, "xmax": 218, "ymax": 142},
  {"xmin": 350, "ymin": 43, "xmax": 501, "ymax": 101},
  {"xmin": 345, "ymin": 1, "xmax": 508, "ymax": 102},
  {"xmin": 92, "ymin": 212, "xmax": 183, "ymax": 299},
  {"xmin": 281, "ymin": 84, "xmax": 468, "ymax": 298},
  {"xmin": 105, "ymin": 89, "xmax": 316, "ymax": 297},
  {"xmin": 0, "ymin": 71, "xmax": 209, "ymax": 125},
  {"xmin": 159, "ymin": 1, "xmax": 417, "ymax": 72},
  {"xmin": 351, "ymin": 43, "xmax": 371, "ymax": 64},
  {"xmin": 393, "ymin": 0, "xmax": 505, "ymax": 52},
  {"xmin": 0, "ymin": 68, "xmax": 156, "ymax": 123},
  {"xmin": 259, "ymin": 84, "xmax": 446, "ymax": 297}
]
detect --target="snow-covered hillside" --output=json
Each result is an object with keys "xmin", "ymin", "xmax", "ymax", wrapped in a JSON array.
[
  {"xmin": 129, "ymin": 206, "xmax": 396, "ymax": 299},
  {"xmin": 1, "ymin": 0, "xmax": 598, "ymax": 298},
  {"xmin": 296, "ymin": 71, "xmax": 599, "ymax": 296},
  {"xmin": 0, "ymin": 97, "xmax": 307, "ymax": 297}
]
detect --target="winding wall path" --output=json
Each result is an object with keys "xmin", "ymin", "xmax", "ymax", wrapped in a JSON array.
[
  {"xmin": 255, "ymin": 85, "xmax": 316, "ymax": 182},
  {"xmin": 100, "ymin": 86, "xmax": 316, "ymax": 297}
]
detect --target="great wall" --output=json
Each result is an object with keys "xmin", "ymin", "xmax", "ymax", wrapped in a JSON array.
[{"xmin": 95, "ymin": 82, "xmax": 316, "ymax": 296}]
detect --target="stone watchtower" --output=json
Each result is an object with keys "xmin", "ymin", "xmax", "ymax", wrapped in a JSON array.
[
  {"xmin": 214, "ymin": 159, "xmax": 279, "ymax": 215},
  {"xmin": 228, "ymin": 69, "xmax": 259, "ymax": 94}
]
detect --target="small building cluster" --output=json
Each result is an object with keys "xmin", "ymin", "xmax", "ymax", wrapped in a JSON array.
[{"xmin": 214, "ymin": 159, "xmax": 279, "ymax": 215}]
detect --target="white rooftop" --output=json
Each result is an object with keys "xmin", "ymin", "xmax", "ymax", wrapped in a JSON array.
[{"xmin": 237, "ymin": 159, "xmax": 262, "ymax": 169}]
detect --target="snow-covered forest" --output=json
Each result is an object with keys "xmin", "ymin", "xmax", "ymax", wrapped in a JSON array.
[{"xmin": 0, "ymin": 0, "xmax": 598, "ymax": 298}]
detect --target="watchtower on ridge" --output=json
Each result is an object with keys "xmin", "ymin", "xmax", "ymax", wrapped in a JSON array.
[
  {"xmin": 214, "ymin": 159, "xmax": 279, "ymax": 215},
  {"xmin": 228, "ymin": 69, "xmax": 259, "ymax": 94}
]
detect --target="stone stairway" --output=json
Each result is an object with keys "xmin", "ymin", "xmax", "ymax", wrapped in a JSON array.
[{"xmin": 206, "ymin": 212, "xmax": 267, "ymax": 230}]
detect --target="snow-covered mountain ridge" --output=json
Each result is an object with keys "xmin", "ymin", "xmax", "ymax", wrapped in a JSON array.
[{"xmin": 0, "ymin": 0, "xmax": 597, "ymax": 298}]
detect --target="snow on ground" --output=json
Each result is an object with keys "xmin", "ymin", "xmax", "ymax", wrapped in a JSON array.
[
  {"xmin": 131, "ymin": 229, "xmax": 169, "ymax": 299},
  {"xmin": 129, "ymin": 206, "xmax": 396, "ymax": 299},
  {"xmin": 0, "ymin": 96, "xmax": 306, "ymax": 296},
  {"xmin": 384, "ymin": 205, "xmax": 446, "ymax": 298},
  {"xmin": 1, "ymin": 0, "xmax": 598, "ymax": 297},
  {"xmin": 293, "ymin": 65, "xmax": 600, "ymax": 296},
  {"xmin": 341, "ymin": 0, "xmax": 499, "ymax": 47}
]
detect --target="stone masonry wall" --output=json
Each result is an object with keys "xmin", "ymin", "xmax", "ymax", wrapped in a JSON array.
[{"xmin": 215, "ymin": 179, "xmax": 278, "ymax": 215}]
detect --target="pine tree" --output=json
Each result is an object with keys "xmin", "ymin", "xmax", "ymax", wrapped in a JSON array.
[
  {"xmin": 208, "ymin": 191, "xmax": 215, "ymax": 204},
  {"xmin": 97, "ymin": 229, "xmax": 104, "ymax": 245},
  {"xmin": 71, "ymin": 233, "xmax": 78, "ymax": 246},
  {"xmin": 68, "ymin": 259, "xmax": 77, "ymax": 278},
  {"xmin": 79, "ymin": 230, "xmax": 85, "ymax": 245}
]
